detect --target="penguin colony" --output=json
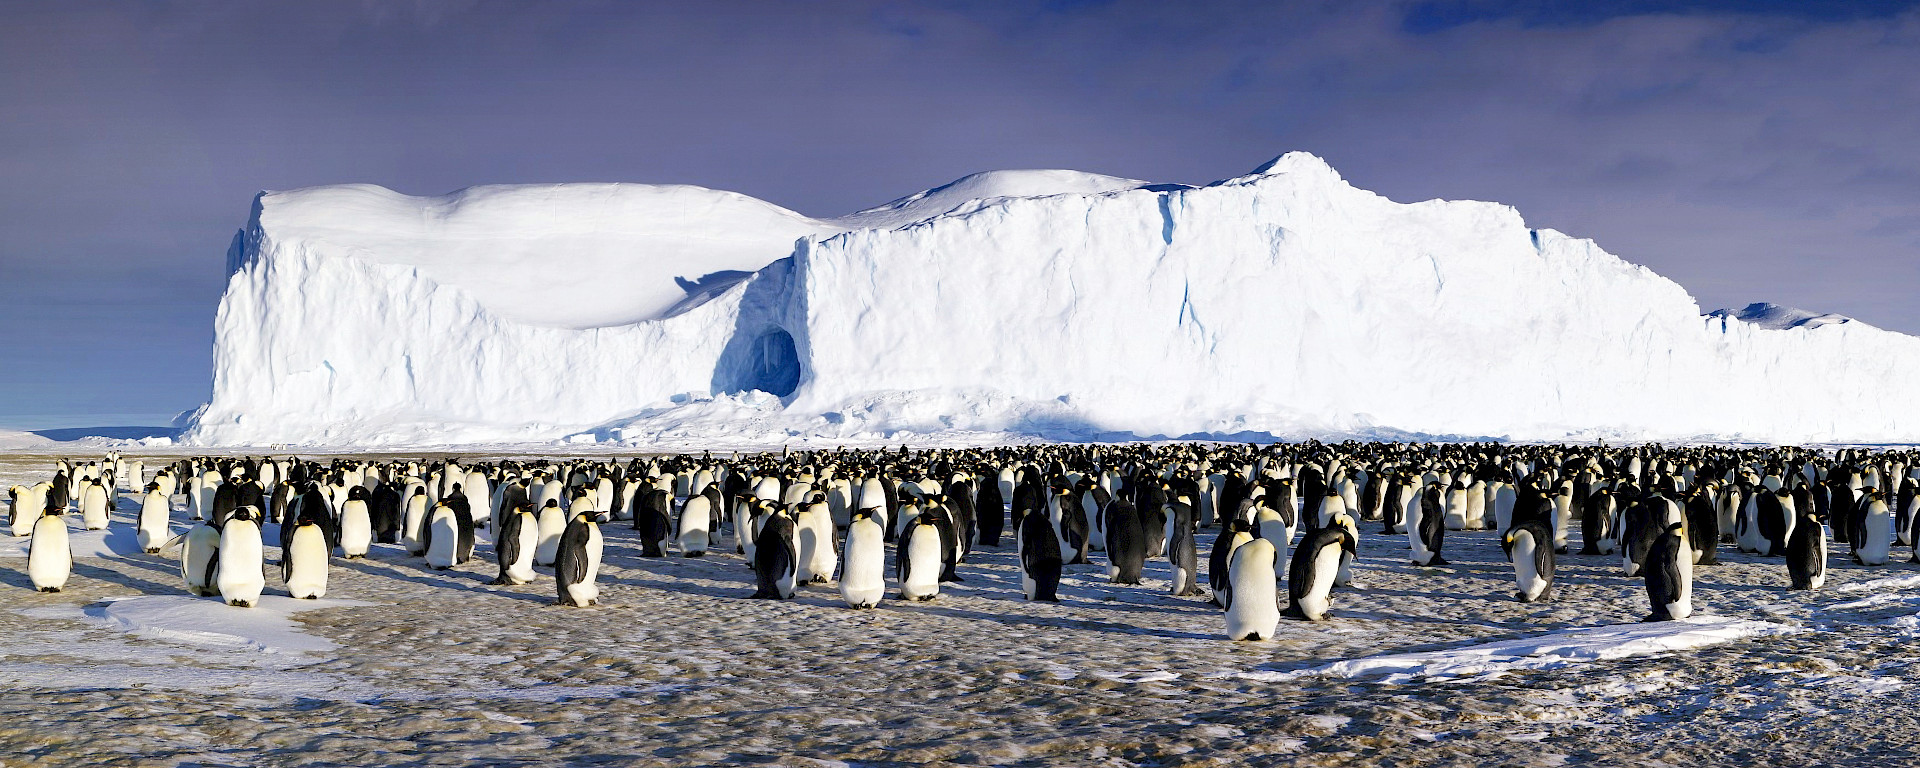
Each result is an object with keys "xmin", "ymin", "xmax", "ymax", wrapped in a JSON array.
[{"xmin": 6, "ymin": 443, "xmax": 1918, "ymax": 639}]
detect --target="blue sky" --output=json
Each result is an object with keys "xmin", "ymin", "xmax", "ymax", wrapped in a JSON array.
[{"xmin": 2, "ymin": 0, "xmax": 1918, "ymax": 429}]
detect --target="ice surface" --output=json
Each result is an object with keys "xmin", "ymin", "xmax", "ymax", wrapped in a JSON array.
[
  {"xmin": 1706, "ymin": 302, "xmax": 1854, "ymax": 331},
  {"xmin": 1219, "ymin": 616, "xmax": 1800, "ymax": 685},
  {"xmin": 82, "ymin": 595, "xmax": 374, "ymax": 655},
  {"xmin": 186, "ymin": 152, "xmax": 1920, "ymax": 446}
]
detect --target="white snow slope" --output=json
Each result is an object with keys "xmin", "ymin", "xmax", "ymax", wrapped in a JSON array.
[{"xmin": 186, "ymin": 152, "xmax": 1920, "ymax": 447}]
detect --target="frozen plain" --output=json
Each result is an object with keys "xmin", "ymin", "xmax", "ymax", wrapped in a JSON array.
[{"xmin": 5, "ymin": 452, "xmax": 1920, "ymax": 767}]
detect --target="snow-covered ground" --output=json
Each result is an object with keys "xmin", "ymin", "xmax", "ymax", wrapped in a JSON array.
[{"xmin": 7, "ymin": 452, "xmax": 1920, "ymax": 765}]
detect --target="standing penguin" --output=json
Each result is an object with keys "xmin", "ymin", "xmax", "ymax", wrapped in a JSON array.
[
  {"xmin": 1685, "ymin": 488, "xmax": 1720, "ymax": 566},
  {"xmin": 1225, "ymin": 538, "xmax": 1281, "ymax": 639},
  {"xmin": 79, "ymin": 480, "xmax": 110, "ymax": 531},
  {"xmin": 1105, "ymin": 498, "xmax": 1147, "ymax": 585},
  {"xmin": 840, "ymin": 509, "xmax": 886, "ymax": 608},
  {"xmin": 401, "ymin": 487, "xmax": 431, "ymax": 556},
  {"xmin": 532, "ymin": 499, "xmax": 567, "ymax": 566},
  {"xmin": 1786, "ymin": 512, "xmax": 1828, "ymax": 590},
  {"xmin": 180, "ymin": 518, "xmax": 221, "ymax": 596},
  {"xmin": 1580, "ymin": 487, "xmax": 1617, "ymax": 556},
  {"xmin": 491, "ymin": 503, "xmax": 539, "ymax": 586},
  {"xmin": 338, "ymin": 486, "xmax": 373, "ymax": 559},
  {"xmin": 27, "ymin": 507, "xmax": 72, "ymax": 592},
  {"xmin": 1642, "ymin": 522, "xmax": 1693, "ymax": 621},
  {"xmin": 975, "ymin": 474, "xmax": 1006, "ymax": 547},
  {"xmin": 553, "ymin": 511, "xmax": 604, "ymax": 607},
  {"xmin": 216, "ymin": 507, "xmax": 266, "ymax": 608},
  {"xmin": 137, "ymin": 482, "xmax": 171, "ymax": 554},
  {"xmin": 282, "ymin": 510, "xmax": 330, "ymax": 600},
  {"xmin": 1209, "ymin": 518, "xmax": 1256, "ymax": 605},
  {"xmin": 1408, "ymin": 483, "xmax": 1448, "ymax": 566},
  {"xmin": 423, "ymin": 501, "xmax": 475, "ymax": 570},
  {"xmin": 750, "ymin": 504, "xmax": 797, "ymax": 599},
  {"xmin": 1166, "ymin": 499, "xmax": 1207, "ymax": 597},
  {"xmin": 897, "ymin": 513, "xmax": 944, "ymax": 601},
  {"xmin": 677, "ymin": 493, "xmax": 713, "ymax": 557},
  {"xmin": 633, "ymin": 488, "xmax": 673, "ymax": 558},
  {"xmin": 1621, "ymin": 497, "xmax": 1660, "ymax": 577},
  {"xmin": 1503, "ymin": 518, "xmax": 1555, "ymax": 603},
  {"xmin": 1017, "ymin": 504, "xmax": 1063, "ymax": 602},
  {"xmin": 1283, "ymin": 520, "xmax": 1355, "ymax": 622},
  {"xmin": 794, "ymin": 494, "xmax": 838, "ymax": 584},
  {"xmin": 1856, "ymin": 488, "xmax": 1893, "ymax": 566}
]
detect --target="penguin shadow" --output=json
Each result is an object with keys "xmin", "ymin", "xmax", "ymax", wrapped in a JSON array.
[
  {"xmin": 605, "ymin": 564, "xmax": 753, "ymax": 600},
  {"xmin": 0, "ymin": 565, "xmax": 39, "ymax": 591},
  {"xmin": 331, "ymin": 556, "xmax": 551, "ymax": 605},
  {"xmin": 66, "ymin": 561, "xmax": 179, "ymax": 596},
  {"xmin": 906, "ymin": 603, "xmax": 1219, "ymax": 641}
]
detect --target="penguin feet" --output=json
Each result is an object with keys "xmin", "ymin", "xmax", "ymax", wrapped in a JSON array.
[
  {"xmin": 38, "ymin": 587, "xmax": 61, "ymax": 593},
  {"xmin": 145, "ymin": 548, "xmax": 160, "ymax": 554},
  {"xmin": 1641, "ymin": 612, "xmax": 1673, "ymax": 623},
  {"xmin": 303, "ymin": 595, "xmax": 318, "ymax": 600},
  {"xmin": 228, "ymin": 600, "xmax": 254, "ymax": 608}
]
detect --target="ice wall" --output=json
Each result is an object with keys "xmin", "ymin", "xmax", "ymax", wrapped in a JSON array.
[{"xmin": 187, "ymin": 154, "xmax": 1920, "ymax": 446}]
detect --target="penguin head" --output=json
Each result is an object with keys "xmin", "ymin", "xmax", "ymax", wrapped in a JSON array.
[
  {"xmin": 544, "ymin": 499, "xmax": 561, "ymax": 509},
  {"xmin": 231, "ymin": 506, "xmax": 256, "ymax": 523}
]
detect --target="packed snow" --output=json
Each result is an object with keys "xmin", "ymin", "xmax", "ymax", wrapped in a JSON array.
[
  {"xmin": 82, "ymin": 594, "xmax": 372, "ymax": 655},
  {"xmin": 187, "ymin": 152, "xmax": 1920, "ymax": 447}
]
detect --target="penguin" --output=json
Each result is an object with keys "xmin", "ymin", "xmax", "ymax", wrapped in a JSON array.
[
  {"xmin": 1167, "ymin": 499, "xmax": 1206, "ymax": 597},
  {"xmin": 631, "ymin": 487, "xmax": 672, "ymax": 558},
  {"xmin": 282, "ymin": 510, "xmax": 330, "ymax": 599},
  {"xmin": 27, "ymin": 507, "xmax": 72, "ymax": 592},
  {"xmin": 1052, "ymin": 486, "xmax": 1091, "ymax": 564},
  {"xmin": 369, "ymin": 482, "xmax": 403, "ymax": 544},
  {"xmin": 338, "ymin": 486, "xmax": 373, "ymax": 559},
  {"xmin": 1642, "ymin": 522, "xmax": 1693, "ymax": 621},
  {"xmin": 750, "ymin": 504, "xmax": 798, "ymax": 599},
  {"xmin": 794, "ymin": 494, "xmax": 838, "ymax": 584},
  {"xmin": 975, "ymin": 474, "xmax": 1006, "ymax": 547},
  {"xmin": 9, "ymin": 482, "xmax": 50, "ymax": 537},
  {"xmin": 180, "ymin": 518, "xmax": 221, "ymax": 596},
  {"xmin": 1786, "ymin": 512, "xmax": 1828, "ymax": 590},
  {"xmin": 1580, "ymin": 487, "xmax": 1616, "ymax": 556},
  {"xmin": 677, "ymin": 493, "xmax": 713, "ymax": 557},
  {"xmin": 137, "ymin": 483, "xmax": 171, "ymax": 553},
  {"xmin": 1621, "ymin": 497, "xmax": 1660, "ymax": 577},
  {"xmin": 1855, "ymin": 487, "xmax": 1893, "ymax": 566},
  {"xmin": 401, "ymin": 487, "xmax": 431, "ymax": 556},
  {"xmin": 553, "ymin": 511, "xmax": 603, "ymax": 607},
  {"xmin": 216, "ymin": 507, "xmax": 266, "ymax": 608},
  {"xmin": 491, "ymin": 502, "xmax": 539, "ymax": 586},
  {"xmin": 79, "ymin": 480, "xmax": 109, "ymax": 531},
  {"xmin": 423, "ymin": 501, "xmax": 475, "ymax": 570},
  {"xmin": 1283, "ymin": 520, "xmax": 1355, "ymax": 621},
  {"xmin": 1503, "ymin": 518, "xmax": 1554, "ymax": 603},
  {"xmin": 1254, "ymin": 504, "xmax": 1293, "ymax": 551},
  {"xmin": 1755, "ymin": 488, "xmax": 1795, "ymax": 557},
  {"xmin": 1442, "ymin": 479, "xmax": 1470, "ymax": 531},
  {"xmin": 1017, "ymin": 502, "xmax": 1063, "ymax": 602},
  {"xmin": 897, "ymin": 512, "xmax": 944, "ymax": 601},
  {"xmin": 533, "ymin": 498, "xmax": 567, "ymax": 566},
  {"xmin": 1224, "ymin": 538, "xmax": 1281, "ymax": 639},
  {"xmin": 1209, "ymin": 518, "xmax": 1256, "ymax": 605},
  {"xmin": 1685, "ymin": 487, "xmax": 1720, "ymax": 565},
  {"xmin": 1409, "ymin": 482, "xmax": 1448, "ymax": 566},
  {"xmin": 1104, "ymin": 498, "xmax": 1147, "ymax": 585},
  {"xmin": 840, "ymin": 509, "xmax": 887, "ymax": 608}
]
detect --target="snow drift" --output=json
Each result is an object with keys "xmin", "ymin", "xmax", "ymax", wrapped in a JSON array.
[{"xmin": 186, "ymin": 153, "xmax": 1920, "ymax": 446}]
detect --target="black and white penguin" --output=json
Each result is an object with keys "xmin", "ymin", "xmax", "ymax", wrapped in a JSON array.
[
  {"xmin": 677, "ymin": 493, "xmax": 713, "ymax": 557},
  {"xmin": 533, "ymin": 498, "xmax": 567, "ymax": 566},
  {"xmin": 137, "ymin": 482, "xmax": 171, "ymax": 554},
  {"xmin": 632, "ymin": 488, "xmax": 672, "ymax": 558},
  {"xmin": 1642, "ymin": 522, "xmax": 1693, "ymax": 621},
  {"xmin": 1167, "ymin": 498, "xmax": 1206, "ymax": 597},
  {"xmin": 1786, "ymin": 512, "xmax": 1827, "ymax": 590},
  {"xmin": 369, "ymin": 482, "xmax": 402, "ymax": 544},
  {"xmin": 1580, "ymin": 487, "xmax": 1616, "ymax": 556},
  {"xmin": 491, "ymin": 502, "xmax": 538, "ymax": 586},
  {"xmin": 1225, "ymin": 537, "xmax": 1281, "ymax": 639},
  {"xmin": 423, "ymin": 500, "xmax": 475, "ymax": 570},
  {"xmin": 1503, "ymin": 518, "xmax": 1554, "ymax": 603},
  {"xmin": 282, "ymin": 508, "xmax": 330, "ymax": 599},
  {"xmin": 1017, "ymin": 502, "xmax": 1063, "ymax": 602},
  {"xmin": 180, "ymin": 517, "xmax": 221, "ymax": 596},
  {"xmin": 1051, "ymin": 486, "xmax": 1091, "ymax": 565},
  {"xmin": 1105, "ymin": 498, "xmax": 1147, "ymax": 585},
  {"xmin": 1621, "ymin": 496, "xmax": 1660, "ymax": 577},
  {"xmin": 1856, "ymin": 487, "xmax": 1893, "ymax": 566},
  {"xmin": 1209, "ymin": 518, "xmax": 1256, "ymax": 605},
  {"xmin": 338, "ymin": 486, "xmax": 373, "ymax": 559},
  {"xmin": 897, "ymin": 512, "xmax": 944, "ymax": 601},
  {"xmin": 1685, "ymin": 487, "xmax": 1719, "ymax": 566},
  {"xmin": 27, "ymin": 507, "xmax": 71, "ymax": 592},
  {"xmin": 750, "ymin": 503, "xmax": 797, "ymax": 599},
  {"xmin": 216, "ymin": 507, "xmax": 266, "ymax": 607},
  {"xmin": 1283, "ymin": 520, "xmax": 1355, "ymax": 622},
  {"xmin": 975, "ymin": 474, "xmax": 1006, "ymax": 547},
  {"xmin": 840, "ymin": 509, "xmax": 886, "ymax": 608},
  {"xmin": 1408, "ymin": 482, "xmax": 1448, "ymax": 566},
  {"xmin": 1756, "ymin": 488, "xmax": 1795, "ymax": 557},
  {"xmin": 553, "ymin": 511, "xmax": 603, "ymax": 607},
  {"xmin": 78, "ymin": 479, "xmax": 110, "ymax": 531},
  {"xmin": 795, "ymin": 493, "xmax": 838, "ymax": 584},
  {"xmin": 401, "ymin": 487, "xmax": 431, "ymax": 556}
]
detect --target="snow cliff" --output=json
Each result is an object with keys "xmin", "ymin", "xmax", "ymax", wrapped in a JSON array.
[{"xmin": 187, "ymin": 153, "xmax": 1920, "ymax": 446}]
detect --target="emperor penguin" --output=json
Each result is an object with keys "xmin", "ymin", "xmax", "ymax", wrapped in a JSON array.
[
  {"xmin": 79, "ymin": 480, "xmax": 110, "ymax": 531},
  {"xmin": 840, "ymin": 509, "xmax": 887, "ymax": 608},
  {"xmin": 423, "ymin": 500, "xmax": 475, "ymax": 570},
  {"xmin": 137, "ymin": 482, "xmax": 171, "ymax": 553},
  {"xmin": 10, "ymin": 482, "xmax": 50, "ymax": 537},
  {"xmin": 28, "ymin": 507, "xmax": 72, "ymax": 592},
  {"xmin": 1225, "ymin": 537, "xmax": 1281, "ymax": 639},
  {"xmin": 1442, "ymin": 479, "xmax": 1471, "ymax": 531},
  {"xmin": 1755, "ymin": 489, "xmax": 1795, "ymax": 557},
  {"xmin": 338, "ymin": 486, "xmax": 373, "ymax": 559},
  {"xmin": 1580, "ymin": 487, "xmax": 1617, "ymax": 556},
  {"xmin": 216, "ymin": 507, "xmax": 266, "ymax": 608},
  {"xmin": 677, "ymin": 493, "xmax": 713, "ymax": 557},
  {"xmin": 1050, "ymin": 486, "xmax": 1091, "ymax": 564},
  {"xmin": 1017, "ymin": 503, "xmax": 1063, "ymax": 602},
  {"xmin": 1105, "ymin": 498, "xmax": 1147, "ymax": 585},
  {"xmin": 1254, "ymin": 503, "xmax": 1293, "ymax": 550},
  {"xmin": 1503, "ymin": 518, "xmax": 1555, "ymax": 603},
  {"xmin": 1409, "ymin": 482, "xmax": 1448, "ymax": 566},
  {"xmin": 1685, "ymin": 487, "xmax": 1720, "ymax": 565},
  {"xmin": 1786, "ymin": 512, "xmax": 1828, "ymax": 590},
  {"xmin": 1642, "ymin": 522, "xmax": 1693, "ymax": 621},
  {"xmin": 795, "ymin": 493, "xmax": 838, "ymax": 584},
  {"xmin": 975, "ymin": 474, "xmax": 1006, "ymax": 547},
  {"xmin": 1167, "ymin": 499, "xmax": 1206, "ymax": 597},
  {"xmin": 401, "ymin": 487, "xmax": 431, "ymax": 556},
  {"xmin": 1855, "ymin": 487, "xmax": 1893, "ymax": 566},
  {"xmin": 1284, "ymin": 518, "xmax": 1356, "ymax": 622},
  {"xmin": 897, "ymin": 512, "xmax": 944, "ymax": 601},
  {"xmin": 180, "ymin": 518, "xmax": 221, "ymax": 596},
  {"xmin": 533, "ymin": 499, "xmax": 568, "ymax": 566},
  {"xmin": 553, "ymin": 511, "xmax": 604, "ymax": 606},
  {"xmin": 751, "ymin": 503, "xmax": 798, "ymax": 599},
  {"xmin": 282, "ymin": 510, "xmax": 331, "ymax": 599},
  {"xmin": 1209, "ymin": 518, "xmax": 1256, "ymax": 605},
  {"xmin": 491, "ymin": 502, "xmax": 539, "ymax": 586},
  {"xmin": 633, "ymin": 488, "xmax": 673, "ymax": 557},
  {"xmin": 1622, "ymin": 497, "xmax": 1660, "ymax": 577}
]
